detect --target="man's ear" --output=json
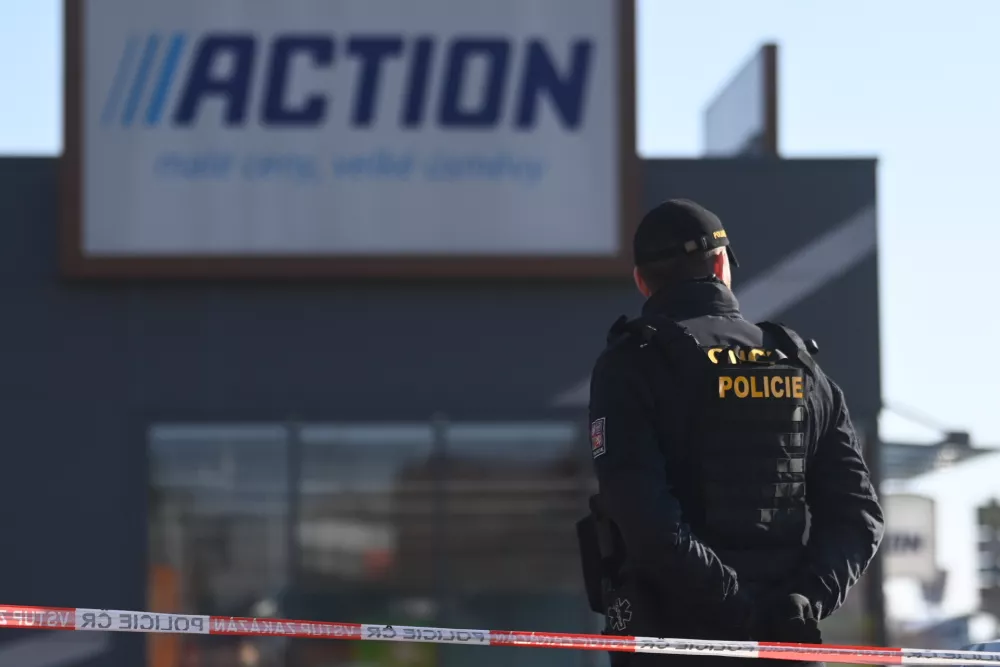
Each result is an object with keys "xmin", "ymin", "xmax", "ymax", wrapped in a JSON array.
[
  {"xmin": 711, "ymin": 250, "xmax": 732, "ymax": 288},
  {"xmin": 633, "ymin": 267, "xmax": 652, "ymax": 298},
  {"xmin": 712, "ymin": 251, "xmax": 725, "ymax": 276}
]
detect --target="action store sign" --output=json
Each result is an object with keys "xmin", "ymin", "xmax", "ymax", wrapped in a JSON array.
[{"xmin": 63, "ymin": 0, "xmax": 636, "ymax": 278}]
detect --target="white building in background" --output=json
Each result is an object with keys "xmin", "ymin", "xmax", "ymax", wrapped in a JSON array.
[{"xmin": 882, "ymin": 449, "xmax": 1000, "ymax": 643}]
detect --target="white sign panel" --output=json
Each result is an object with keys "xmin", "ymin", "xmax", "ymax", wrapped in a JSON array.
[
  {"xmin": 884, "ymin": 493, "xmax": 938, "ymax": 584},
  {"xmin": 77, "ymin": 0, "xmax": 625, "ymax": 264}
]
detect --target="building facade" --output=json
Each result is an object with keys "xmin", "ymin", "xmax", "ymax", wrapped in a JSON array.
[{"xmin": 0, "ymin": 156, "xmax": 879, "ymax": 667}]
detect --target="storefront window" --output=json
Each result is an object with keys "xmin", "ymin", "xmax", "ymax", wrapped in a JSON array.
[{"xmin": 148, "ymin": 419, "xmax": 597, "ymax": 667}]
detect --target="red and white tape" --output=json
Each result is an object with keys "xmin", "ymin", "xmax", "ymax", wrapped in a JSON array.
[{"xmin": 1, "ymin": 604, "xmax": 998, "ymax": 666}]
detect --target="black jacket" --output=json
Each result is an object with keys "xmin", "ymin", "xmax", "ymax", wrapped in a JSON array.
[{"xmin": 588, "ymin": 277, "xmax": 885, "ymax": 646}]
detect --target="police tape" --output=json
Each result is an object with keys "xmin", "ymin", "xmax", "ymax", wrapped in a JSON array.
[{"xmin": 1, "ymin": 604, "xmax": 998, "ymax": 666}]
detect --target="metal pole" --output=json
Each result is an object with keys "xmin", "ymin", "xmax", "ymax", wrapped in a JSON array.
[
  {"xmin": 431, "ymin": 413, "xmax": 451, "ymax": 626},
  {"xmin": 285, "ymin": 419, "xmax": 304, "ymax": 667},
  {"xmin": 977, "ymin": 500, "xmax": 1000, "ymax": 617}
]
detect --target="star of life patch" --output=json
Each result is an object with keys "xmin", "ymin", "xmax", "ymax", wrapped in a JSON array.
[
  {"xmin": 607, "ymin": 597, "xmax": 632, "ymax": 632},
  {"xmin": 591, "ymin": 417, "xmax": 606, "ymax": 459}
]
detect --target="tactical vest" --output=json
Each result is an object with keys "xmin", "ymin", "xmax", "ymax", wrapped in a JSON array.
[{"xmin": 611, "ymin": 315, "xmax": 819, "ymax": 585}]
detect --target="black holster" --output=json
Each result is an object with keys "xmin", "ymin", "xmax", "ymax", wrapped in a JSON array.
[{"xmin": 576, "ymin": 494, "xmax": 625, "ymax": 614}]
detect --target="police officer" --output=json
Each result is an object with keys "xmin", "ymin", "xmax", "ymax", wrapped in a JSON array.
[{"xmin": 579, "ymin": 199, "xmax": 885, "ymax": 667}]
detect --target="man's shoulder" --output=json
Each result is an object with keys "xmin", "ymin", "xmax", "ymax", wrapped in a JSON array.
[
  {"xmin": 755, "ymin": 321, "xmax": 832, "ymax": 379},
  {"xmin": 591, "ymin": 314, "xmax": 687, "ymax": 387},
  {"xmin": 593, "ymin": 316, "xmax": 650, "ymax": 370}
]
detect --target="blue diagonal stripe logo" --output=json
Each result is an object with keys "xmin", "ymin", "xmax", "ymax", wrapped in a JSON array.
[
  {"xmin": 100, "ymin": 35, "xmax": 139, "ymax": 127},
  {"xmin": 100, "ymin": 32, "xmax": 189, "ymax": 129},
  {"xmin": 146, "ymin": 33, "xmax": 188, "ymax": 127},
  {"xmin": 121, "ymin": 34, "xmax": 161, "ymax": 127}
]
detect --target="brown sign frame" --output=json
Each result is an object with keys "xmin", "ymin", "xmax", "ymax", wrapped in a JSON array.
[{"xmin": 60, "ymin": 0, "xmax": 638, "ymax": 280}]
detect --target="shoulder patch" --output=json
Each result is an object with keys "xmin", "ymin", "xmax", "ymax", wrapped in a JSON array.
[{"xmin": 590, "ymin": 417, "xmax": 607, "ymax": 459}]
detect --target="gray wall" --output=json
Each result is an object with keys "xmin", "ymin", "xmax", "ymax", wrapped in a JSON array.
[
  {"xmin": 0, "ymin": 157, "xmax": 637, "ymax": 667},
  {"xmin": 0, "ymin": 155, "xmax": 879, "ymax": 667}
]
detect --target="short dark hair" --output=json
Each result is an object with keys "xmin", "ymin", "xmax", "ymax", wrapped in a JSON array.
[{"xmin": 636, "ymin": 247, "xmax": 723, "ymax": 293}]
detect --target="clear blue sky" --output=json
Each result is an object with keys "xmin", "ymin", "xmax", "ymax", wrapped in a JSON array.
[{"xmin": 2, "ymin": 0, "xmax": 999, "ymax": 446}]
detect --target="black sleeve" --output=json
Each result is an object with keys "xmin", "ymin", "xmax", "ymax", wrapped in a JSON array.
[
  {"xmin": 588, "ymin": 345, "xmax": 750, "ymax": 618},
  {"xmin": 794, "ymin": 377, "xmax": 885, "ymax": 619}
]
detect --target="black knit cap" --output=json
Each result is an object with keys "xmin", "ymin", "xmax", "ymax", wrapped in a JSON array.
[{"xmin": 633, "ymin": 198, "xmax": 739, "ymax": 268}]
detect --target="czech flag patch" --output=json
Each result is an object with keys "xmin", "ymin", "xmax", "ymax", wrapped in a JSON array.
[{"xmin": 591, "ymin": 417, "xmax": 606, "ymax": 459}]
